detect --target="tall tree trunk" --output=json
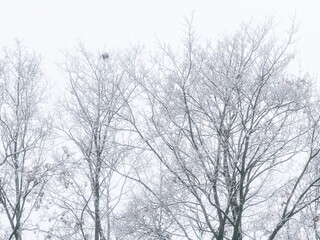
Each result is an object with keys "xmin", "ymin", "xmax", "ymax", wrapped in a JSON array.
[
  {"xmin": 14, "ymin": 140, "xmax": 22, "ymax": 240},
  {"xmin": 94, "ymin": 175, "xmax": 101, "ymax": 240}
]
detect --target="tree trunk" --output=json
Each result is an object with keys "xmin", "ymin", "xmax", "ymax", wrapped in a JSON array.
[{"xmin": 94, "ymin": 176, "xmax": 102, "ymax": 240}]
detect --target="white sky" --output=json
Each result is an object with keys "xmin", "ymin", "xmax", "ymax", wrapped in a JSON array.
[{"xmin": 0, "ymin": 0, "xmax": 319, "ymax": 85}]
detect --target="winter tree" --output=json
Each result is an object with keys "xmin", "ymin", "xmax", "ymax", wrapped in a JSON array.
[
  {"xmin": 120, "ymin": 19, "xmax": 320, "ymax": 239},
  {"xmin": 47, "ymin": 45, "xmax": 135, "ymax": 240},
  {"xmin": 0, "ymin": 42, "xmax": 51, "ymax": 240}
]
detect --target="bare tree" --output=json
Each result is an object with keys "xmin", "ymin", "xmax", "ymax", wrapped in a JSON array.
[
  {"xmin": 0, "ymin": 42, "xmax": 51, "ymax": 240},
  {"xmin": 121, "ymin": 19, "xmax": 320, "ymax": 239},
  {"xmin": 50, "ymin": 45, "xmax": 134, "ymax": 240}
]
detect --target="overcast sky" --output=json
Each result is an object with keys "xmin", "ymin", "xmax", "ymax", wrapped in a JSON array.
[{"xmin": 0, "ymin": 0, "xmax": 319, "ymax": 85}]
